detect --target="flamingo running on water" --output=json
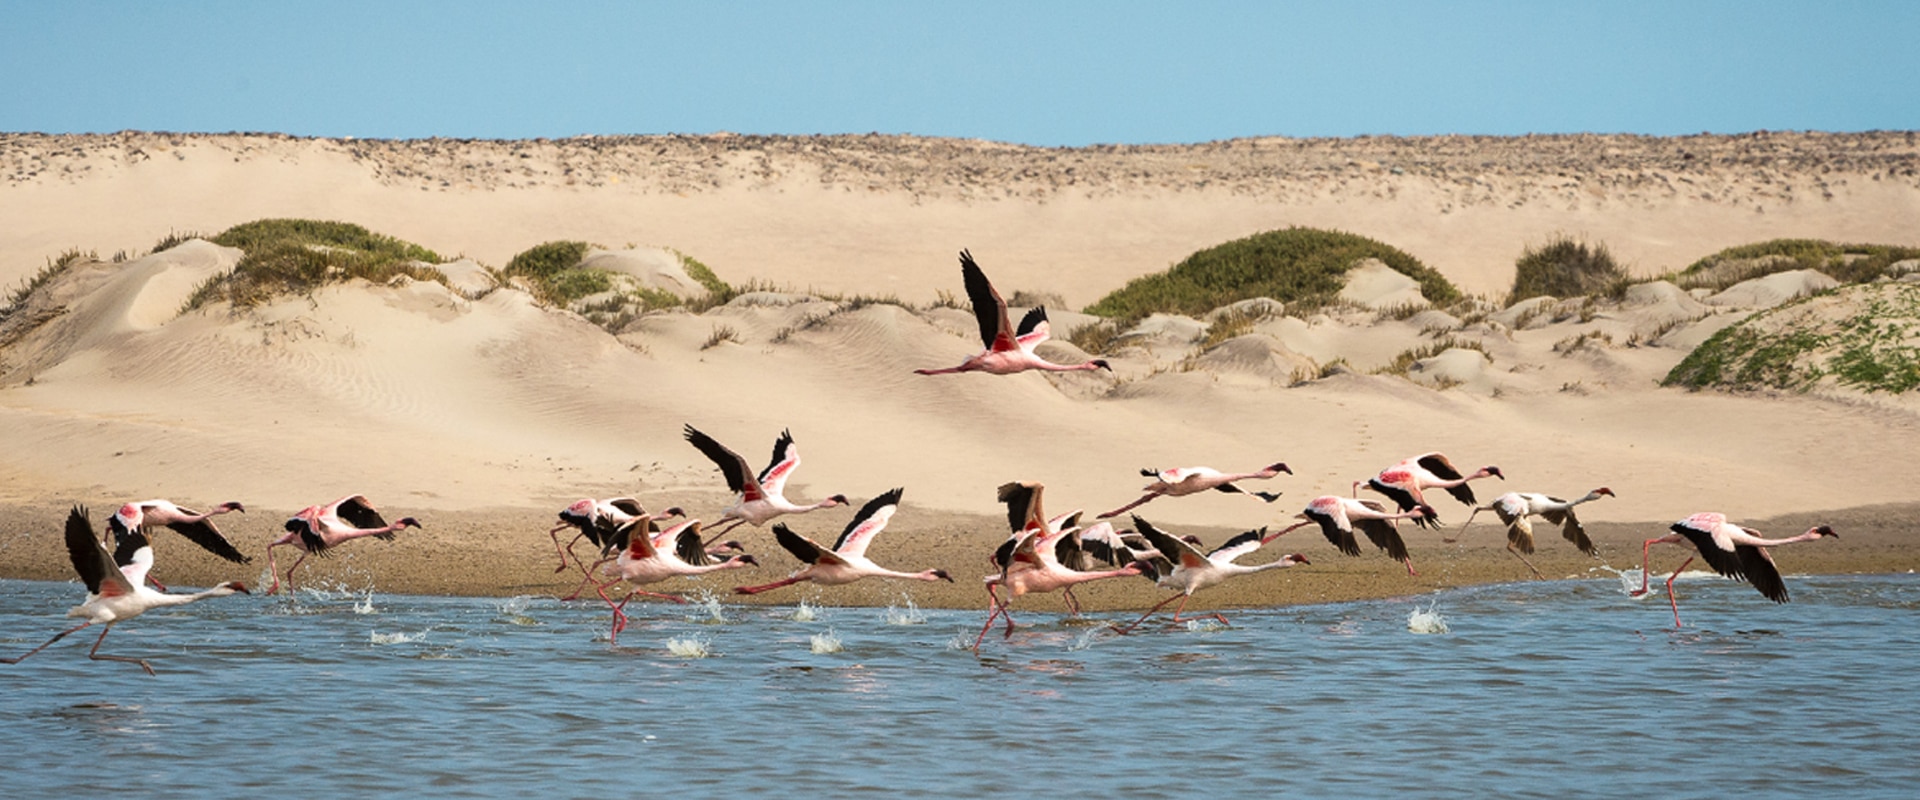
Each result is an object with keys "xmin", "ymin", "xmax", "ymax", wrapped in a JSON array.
[
  {"xmin": 1632, "ymin": 512, "xmax": 1836, "ymax": 627},
  {"xmin": 976, "ymin": 481, "xmax": 1141, "ymax": 652},
  {"xmin": 1360, "ymin": 452, "xmax": 1503, "ymax": 528},
  {"xmin": 594, "ymin": 517, "xmax": 759, "ymax": 643},
  {"xmin": 1445, "ymin": 488, "xmax": 1614, "ymax": 579},
  {"xmin": 265, "ymin": 495, "xmax": 420, "ymax": 596},
  {"xmin": 914, "ymin": 249, "xmax": 1111, "ymax": 377},
  {"xmin": 1110, "ymin": 516, "xmax": 1309, "ymax": 633},
  {"xmin": 1, "ymin": 506, "xmax": 247, "ymax": 676},
  {"xmin": 733, "ymin": 488, "xmax": 952, "ymax": 595},
  {"xmin": 1096, "ymin": 462, "xmax": 1290, "ymax": 519},
  {"xmin": 1274, "ymin": 494, "xmax": 1431, "ymax": 575},
  {"xmin": 107, "ymin": 499, "xmax": 250, "ymax": 591},
  {"xmin": 683, "ymin": 424, "xmax": 849, "ymax": 538}
]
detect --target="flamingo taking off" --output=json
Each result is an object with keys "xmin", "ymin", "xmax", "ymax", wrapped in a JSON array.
[
  {"xmin": 683, "ymin": 424, "xmax": 849, "ymax": 538},
  {"xmin": 265, "ymin": 495, "xmax": 420, "ymax": 595},
  {"xmin": 1096, "ymin": 462, "xmax": 1291, "ymax": 519},
  {"xmin": 1446, "ymin": 488, "xmax": 1614, "ymax": 579},
  {"xmin": 914, "ymin": 249, "xmax": 1111, "ymax": 376},
  {"xmin": 2, "ymin": 506, "xmax": 248, "ymax": 676},
  {"xmin": 1274, "ymin": 495, "xmax": 1431, "ymax": 575},
  {"xmin": 1111, "ymin": 516, "xmax": 1309, "ymax": 633},
  {"xmin": 1632, "ymin": 512, "xmax": 1837, "ymax": 627},
  {"xmin": 595, "ymin": 517, "xmax": 759, "ymax": 643},
  {"xmin": 1361, "ymin": 452, "xmax": 1503, "ymax": 528},
  {"xmin": 976, "ymin": 481, "xmax": 1142, "ymax": 652},
  {"xmin": 107, "ymin": 499, "xmax": 250, "ymax": 591},
  {"xmin": 733, "ymin": 488, "xmax": 953, "ymax": 595}
]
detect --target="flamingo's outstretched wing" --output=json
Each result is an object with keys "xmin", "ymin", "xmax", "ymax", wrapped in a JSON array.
[
  {"xmin": 685, "ymin": 424, "xmax": 762, "ymax": 501},
  {"xmin": 1207, "ymin": 528, "xmax": 1269, "ymax": 564},
  {"xmin": 832, "ymin": 488, "xmax": 903, "ymax": 560},
  {"xmin": 1014, "ymin": 307, "xmax": 1050, "ymax": 352},
  {"xmin": 960, "ymin": 250, "xmax": 1017, "ymax": 352},
  {"xmin": 758, "ymin": 429, "xmax": 801, "ymax": 498},
  {"xmin": 69, "ymin": 506, "xmax": 136, "ymax": 599}
]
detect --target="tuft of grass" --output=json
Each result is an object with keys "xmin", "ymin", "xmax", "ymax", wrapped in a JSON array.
[
  {"xmin": 1508, "ymin": 235, "xmax": 1630, "ymax": 306},
  {"xmin": 1082, "ymin": 227, "xmax": 1458, "ymax": 329},
  {"xmin": 152, "ymin": 230, "xmax": 205, "ymax": 254},
  {"xmin": 674, "ymin": 249, "xmax": 731, "ymax": 298},
  {"xmin": 4, "ymin": 248, "xmax": 94, "ymax": 318},
  {"xmin": 183, "ymin": 219, "xmax": 448, "ymax": 311},
  {"xmin": 1197, "ymin": 309, "xmax": 1256, "ymax": 350},
  {"xmin": 1067, "ymin": 319, "xmax": 1125, "ymax": 355},
  {"xmin": 1376, "ymin": 336, "xmax": 1488, "ymax": 377},
  {"xmin": 701, "ymin": 324, "xmax": 741, "ymax": 350},
  {"xmin": 1675, "ymin": 239, "xmax": 1920, "ymax": 292}
]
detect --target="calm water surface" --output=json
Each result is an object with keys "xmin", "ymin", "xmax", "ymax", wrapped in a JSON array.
[{"xmin": 1, "ymin": 573, "xmax": 1916, "ymax": 798}]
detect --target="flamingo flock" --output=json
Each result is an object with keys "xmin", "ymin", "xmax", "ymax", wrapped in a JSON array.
[{"xmin": 0, "ymin": 249, "xmax": 1847, "ymax": 673}]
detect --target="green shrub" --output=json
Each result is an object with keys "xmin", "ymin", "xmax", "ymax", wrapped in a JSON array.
[
  {"xmin": 1676, "ymin": 239, "xmax": 1920, "ymax": 292},
  {"xmin": 1508, "ymin": 236, "xmax": 1629, "ymax": 305},
  {"xmin": 3, "ymin": 248, "xmax": 93, "ymax": 317},
  {"xmin": 1664, "ymin": 283, "xmax": 1920, "ymax": 394},
  {"xmin": 184, "ymin": 219, "xmax": 447, "ymax": 310},
  {"xmin": 1083, "ymin": 227, "xmax": 1457, "ymax": 328}
]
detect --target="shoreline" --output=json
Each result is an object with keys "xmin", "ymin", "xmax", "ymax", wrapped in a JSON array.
[{"xmin": 3, "ymin": 499, "xmax": 1911, "ymax": 611}]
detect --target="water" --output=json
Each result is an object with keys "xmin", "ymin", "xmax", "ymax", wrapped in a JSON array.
[{"xmin": 2, "ymin": 574, "xmax": 1917, "ymax": 798}]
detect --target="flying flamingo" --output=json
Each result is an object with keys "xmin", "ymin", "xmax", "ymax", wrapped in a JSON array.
[
  {"xmin": 683, "ymin": 424, "xmax": 849, "ymax": 538},
  {"xmin": 1274, "ymin": 495, "xmax": 1431, "ymax": 575},
  {"xmin": 265, "ymin": 495, "xmax": 420, "ymax": 595},
  {"xmin": 1096, "ymin": 462, "xmax": 1291, "ymax": 519},
  {"xmin": 1111, "ymin": 516, "xmax": 1309, "ymax": 633},
  {"xmin": 2, "ymin": 506, "xmax": 247, "ymax": 676},
  {"xmin": 990, "ymin": 481, "xmax": 1106, "ymax": 615},
  {"xmin": 733, "ymin": 488, "xmax": 953, "ymax": 595},
  {"xmin": 1632, "ymin": 512, "xmax": 1837, "ymax": 627},
  {"xmin": 1360, "ymin": 452, "xmax": 1503, "ymax": 528},
  {"xmin": 1445, "ymin": 488, "xmax": 1614, "ymax": 579},
  {"xmin": 107, "ymin": 499, "xmax": 250, "ymax": 590},
  {"xmin": 914, "ymin": 249, "xmax": 1112, "ymax": 376},
  {"xmin": 595, "ymin": 517, "xmax": 759, "ymax": 643}
]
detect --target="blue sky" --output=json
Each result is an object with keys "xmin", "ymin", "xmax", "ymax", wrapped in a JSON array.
[{"xmin": 3, "ymin": 1, "xmax": 1915, "ymax": 145}]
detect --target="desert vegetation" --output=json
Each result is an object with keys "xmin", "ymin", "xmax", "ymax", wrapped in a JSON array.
[
  {"xmin": 1082, "ymin": 227, "xmax": 1459, "ymax": 328},
  {"xmin": 183, "ymin": 219, "xmax": 449, "ymax": 311}
]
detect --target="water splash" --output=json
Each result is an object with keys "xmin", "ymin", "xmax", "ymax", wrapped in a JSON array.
[
  {"xmin": 494, "ymin": 596, "xmax": 539, "ymax": 625},
  {"xmin": 883, "ymin": 595, "xmax": 927, "ymax": 625},
  {"xmin": 1067, "ymin": 627, "xmax": 1103, "ymax": 651},
  {"xmin": 370, "ymin": 630, "xmax": 426, "ymax": 645},
  {"xmin": 1182, "ymin": 619, "xmax": 1229, "ymax": 633},
  {"xmin": 810, "ymin": 628, "xmax": 845, "ymax": 654},
  {"xmin": 790, "ymin": 599, "xmax": 819, "ymax": 622},
  {"xmin": 352, "ymin": 590, "xmax": 378, "ymax": 615},
  {"xmin": 666, "ymin": 636, "xmax": 711, "ymax": 658},
  {"xmin": 685, "ymin": 590, "xmax": 730, "ymax": 624},
  {"xmin": 1407, "ymin": 601, "xmax": 1450, "ymax": 634}
]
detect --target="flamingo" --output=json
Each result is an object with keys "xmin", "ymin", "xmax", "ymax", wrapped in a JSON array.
[
  {"xmin": 1274, "ymin": 495, "xmax": 1431, "ymax": 575},
  {"xmin": 1111, "ymin": 516, "xmax": 1310, "ymax": 633},
  {"xmin": 547, "ymin": 498, "xmax": 718, "ymax": 601},
  {"xmin": 914, "ymin": 249, "xmax": 1112, "ymax": 376},
  {"xmin": 2, "ymin": 506, "xmax": 247, "ymax": 676},
  {"xmin": 107, "ymin": 499, "xmax": 250, "ymax": 590},
  {"xmin": 1632, "ymin": 512, "xmax": 1837, "ymax": 627},
  {"xmin": 1361, "ymin": 452, "xmax": 1503, "ymax": 528},
  {"xmin": 990, "ymin": 481, "xmax": 1104, "ymax": 615},
  {"xmin": 265, "ymin": 495, "xmax": 420, "ymax": 595},
  {"xmin": 733, "ymin": 488, "xmax": 953, "ymax": 595},
  {"xmin": 976, "ymin": 481, "xmax": 1142, "ymax": 652},
  {"xmin": 1445, "ymin": 488, "xmax": 1614, "ymax": 579},
  {"xmin": 1096, "ymin": 462, "xmax": 1291, "ymax": 519},
  {"xmin": 683, "ymin": 424, "xmax": 849, "ymax": 538},
  {"xmin": 596, "ymin": 517, "xmax": 759, "ymax": 643}
]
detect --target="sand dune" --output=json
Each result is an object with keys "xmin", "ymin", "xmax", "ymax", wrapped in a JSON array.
[{"xmin": 1, "ymin": 131, "xmax": 1917, "ymax": 605}]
